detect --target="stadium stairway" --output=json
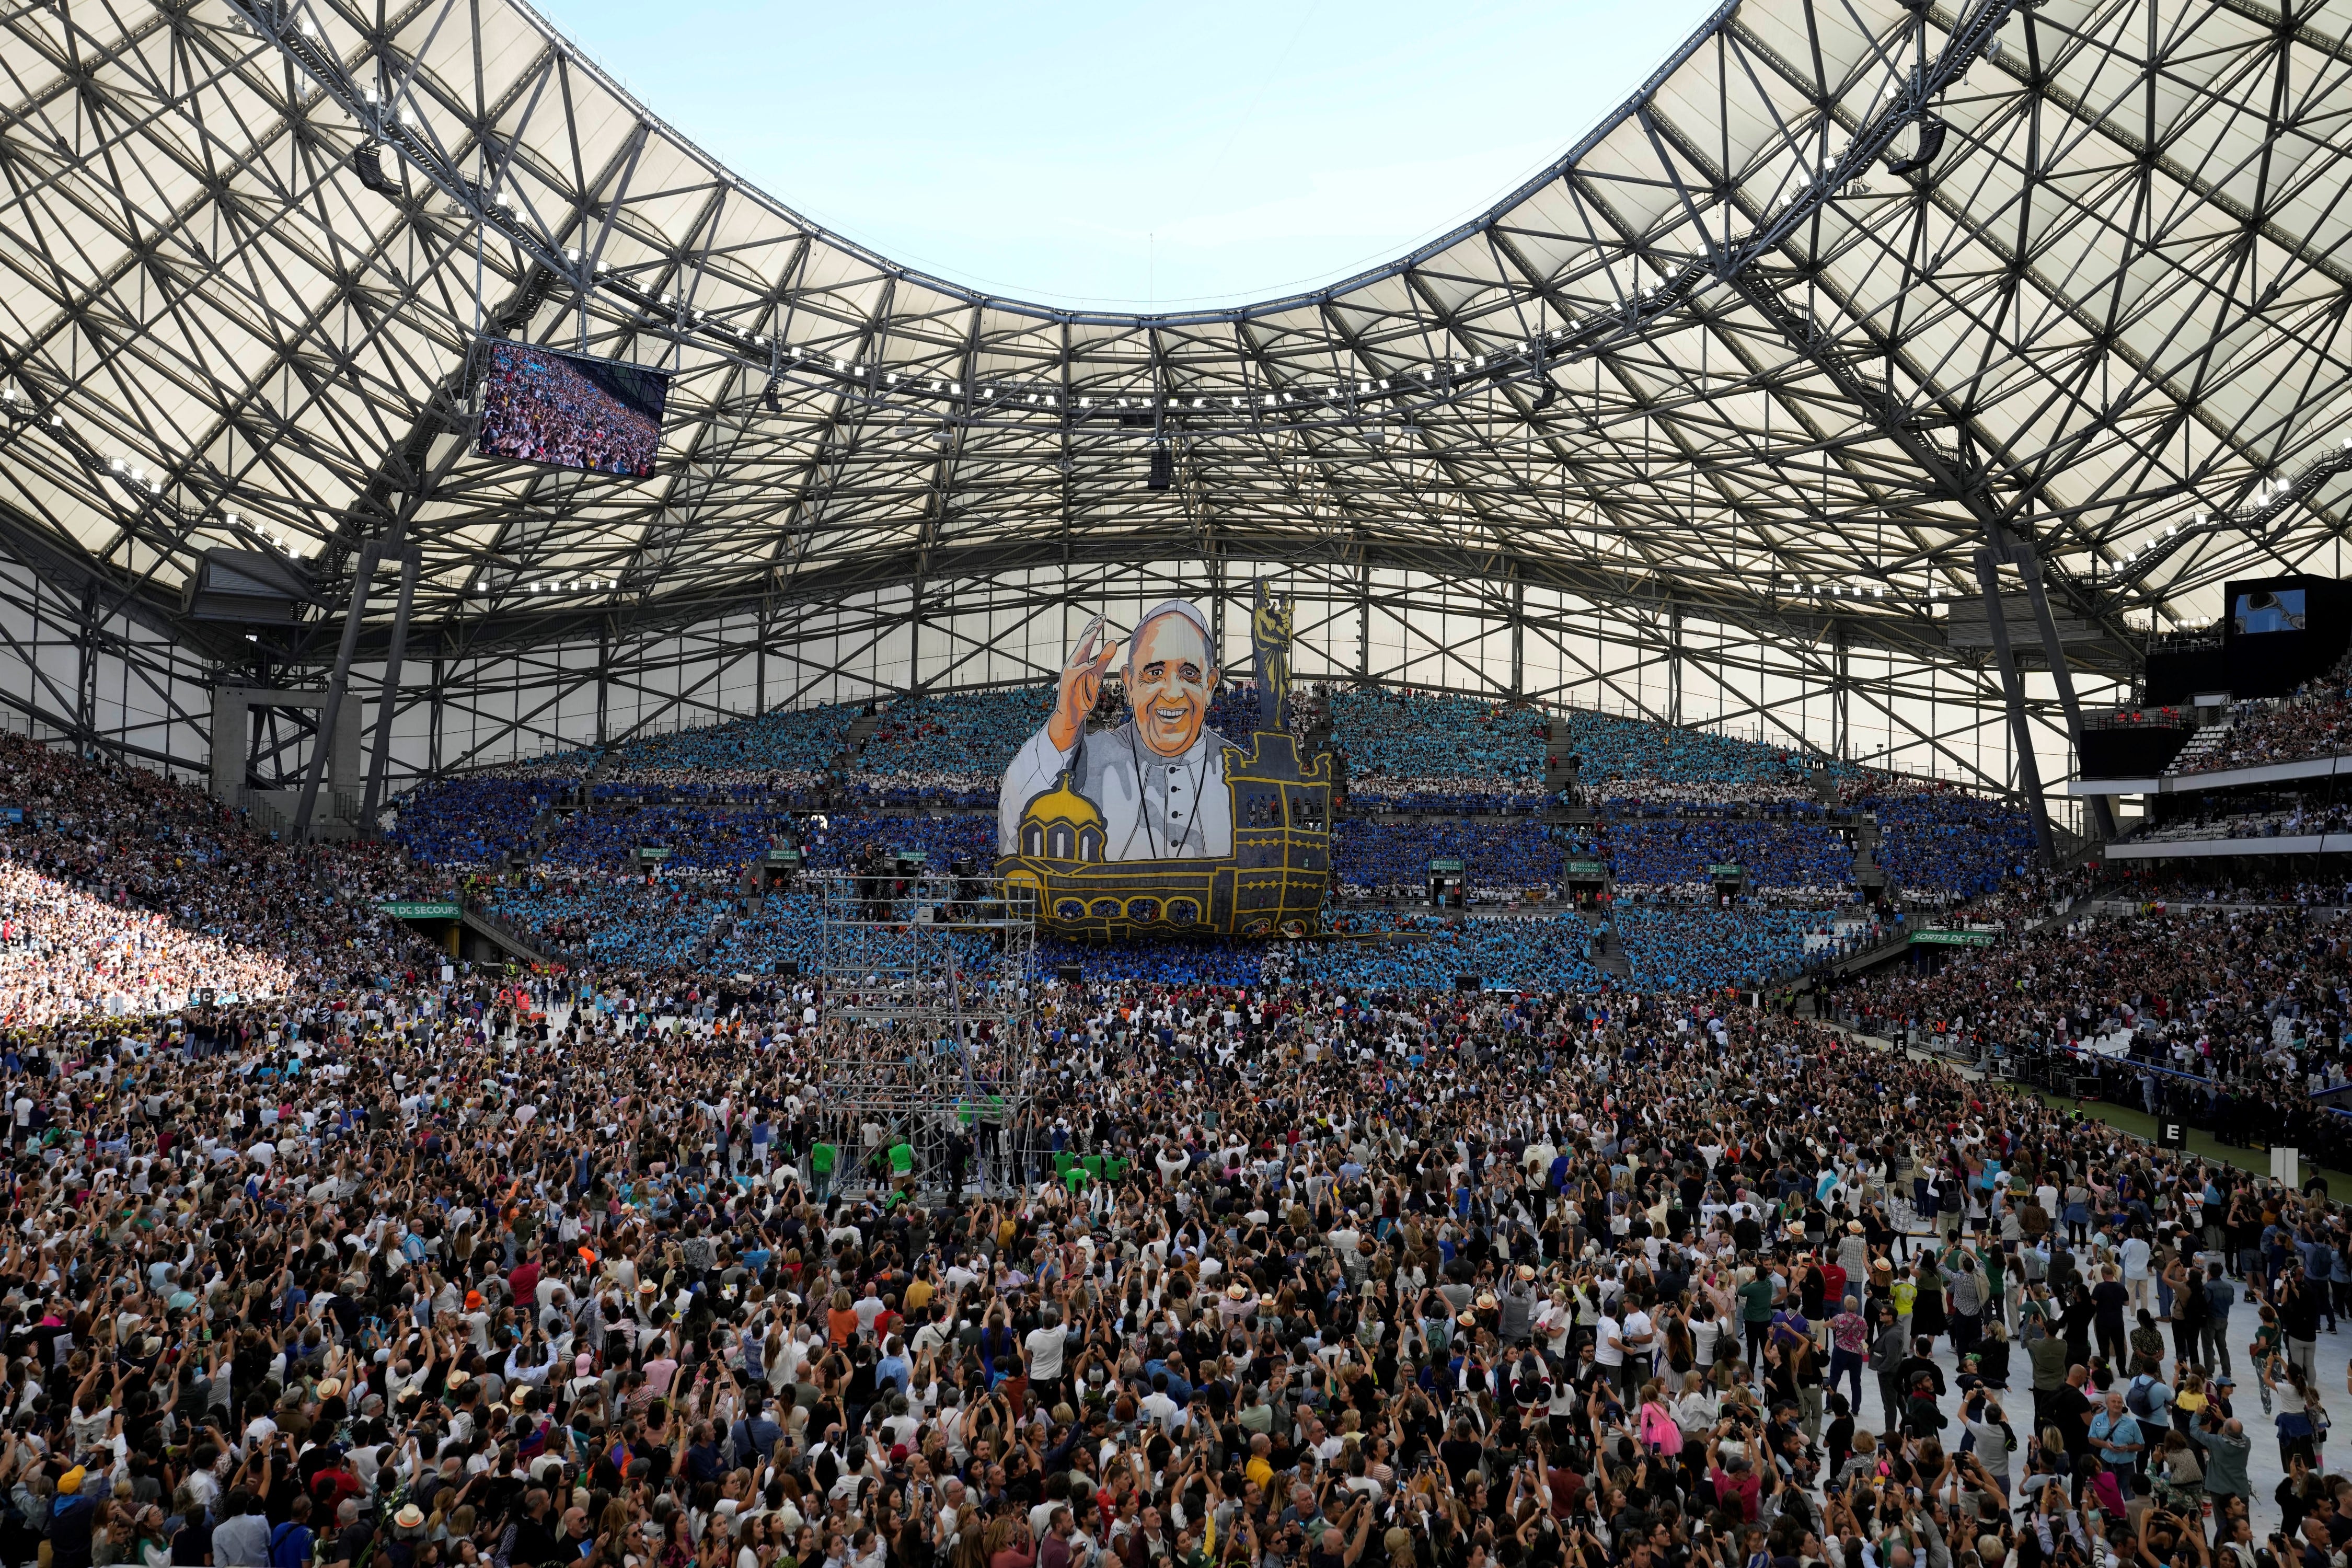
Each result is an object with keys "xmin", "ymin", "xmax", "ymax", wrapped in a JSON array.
[
  {"xmin": 694, "ymin": 908, "xmax": 735, "ymax": 967},
  {"xmin": 2163, "ymin": 720, "xmax": 2234, "ymax": 774},
  {"xmin": 1851, "ymin": 815, "xmax": 1887, "ymax": 895},
  {"xmin": 1543, "ymin": 752, "xmax": 1594, "ymax": 826},
  {"xmin": 459, "ymin": 902, "xmax": 556, "ymax": 967},
  {"xmin": 832, "ymin": 706, "xmax": 885, "ymax": 787},
  {"xmin": 1589, "ymin": 919, "xmax": 1631, "ymax": 977}
]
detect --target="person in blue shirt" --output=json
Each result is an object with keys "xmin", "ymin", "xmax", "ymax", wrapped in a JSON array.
[
  {"xmin": 729, "ymin": 1394, "xmax": 785, "ymax": 1468},
  {"xmin": 2088, "ymin": 1389, "xmax": 2144, "ymax": 1472},
  {"xmin": 267, "ymin": 1495, "xmax": 315, "ymax": 1568},
  {"xmin": 48, "ymin": 1466, "xmax": 101, "ymax": 1568}
]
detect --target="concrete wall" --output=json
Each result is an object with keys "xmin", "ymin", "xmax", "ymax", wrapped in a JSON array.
[{"xmin": 208, "ymin": 685, "xmax": 362, "ymax": 808}]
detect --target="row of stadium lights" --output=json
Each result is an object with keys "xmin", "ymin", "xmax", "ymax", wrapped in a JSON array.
[
  {"xmin": 563, "ymin": 246, "xmax": 1575, "ymax": 416},
  {"xmin": 9, "ymin": 387, "xmax": 316, "ymax": 561},
  {"xmin": 2112, "ymin": 438, "xmax": 2352, "ymax": 570}
]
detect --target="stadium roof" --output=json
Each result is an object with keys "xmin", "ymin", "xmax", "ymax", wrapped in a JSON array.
[{"xmin": 2, "ymin": 0, "xmax": 2350, "ymax": 671}]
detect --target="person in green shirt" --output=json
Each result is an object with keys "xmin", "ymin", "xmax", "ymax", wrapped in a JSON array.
[{"xmin": 811, "ymin": 1139, "xmax": 837, "ymax": 1196}]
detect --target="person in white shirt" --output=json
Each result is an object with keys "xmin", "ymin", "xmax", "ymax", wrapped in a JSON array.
[
  {"xmin": 1617, "ymin": 1303, "xmax": 1655, "ymax": 1404},
  {"xmin": 1594, "ymin": 1310, "xmax": 1625, "ymax": 1394},
  {"xmin": 1023, "ymin": 1308, "xmax": 1069, "ymax": 1406},
  {"xmin": 1138, "ymin": 1373, "xmax": 1185, "ymax": 1434},
  {"xmin": 2121, "ymin": 1230, "xmax": 2154, "ymax": 1308}
]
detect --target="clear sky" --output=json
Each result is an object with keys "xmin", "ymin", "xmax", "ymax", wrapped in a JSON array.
[{"xmin": 535, "ymin": 0, "xmax": 1722, "ymax": 310}]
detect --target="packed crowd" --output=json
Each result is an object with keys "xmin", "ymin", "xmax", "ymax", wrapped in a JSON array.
[
  {"xmin": 485, "ymin": 876, "xmax": 737, "ymax": 970},
  {"xmin": 1829, "ymin": 898, "xmax": 2352, "ymax": 1153},
  {"xmin": 1330, "ymin": 694, "xmax": 1549, "ymax": 810},
  {"xmin": 0, "ymin": 731, "xmax": 434, "ymax": 991},
  {"xmin": 0, "ymin": 859, "xmax": 294, "ymax": 1021},
  {"xmin": 11, "ymin": 714, "xmax": 2352, "ymax": 1568},
  {"xmin": 1560, "ymin": 714, "xmax": 1846, "ymax": 805},
  {"xmin": 1609, "ymin": 902, "xmax": 1838, "ymax": 991},
  {"xmin": 849, "ymin": 694, "xmax": 1054, "ymax": 809},
  {"xmin": 1331, "ymin": 825, "xmax": 1563, "ymax": 903},
  {"xmin": 1871, "ymin": 798, "xmax": 2040, "ymax": 905},
  {"xmin": 393, "ymin": 781, "xmax": 562, "ymax": 870},
  {"xmin": 1, "ymin": 923, "xmax": 2346, "ymax": 1568},
  {"xmin": 603, "ymin": 706, "xmax": 862, "ymax": 797},
  {"xmin": 540, "ymin": 810, "xmax": 795, "ymax": 877},
  {"xmin": 1602, "ymin": 817, "xmax": 1851, "ymax": 901},
  {"xmin": 2185, "ymin": 677, "xmax": 2352, "ymax": 777}
]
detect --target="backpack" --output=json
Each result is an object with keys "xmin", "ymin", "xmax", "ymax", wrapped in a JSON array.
[{"xmin": 2125, "ymin": 1376, "xmax": 2154, "ymax": 1417}]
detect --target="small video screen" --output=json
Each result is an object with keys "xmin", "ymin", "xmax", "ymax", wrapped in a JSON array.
[
  {"xmin": 475, "ymin": 340, "xmax": 667, "ymax": 479},
  {"xmin": 2233, "ymin": 587, "xmax": 2308, "ymax": 635}
]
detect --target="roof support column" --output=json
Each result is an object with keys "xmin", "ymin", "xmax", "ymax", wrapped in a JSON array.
[
  {"xmin": 296, "ymin": 409, "xmax": 466, "ymax": 840},
  {"xmin": 1356, "ymin": 560, "xmax": 1371, "ymax": 683},
  {"xmin": 294, "ymin": 542, "xmax": 383, "ymax": 840},
  {"xmin": 1972, "ymin": 548, "xmax": 2055, "ymax": 863},
  {"xmin": 2006, "ymin": 538, "xmax": 2115, "ymax": 844},
  {"xmin": 360, "ymin": 546, "xmax": 422, "ymax": 834},
  {"xmin": 1669, "ymin": 607, "xmax": 1685, "ymax": 729},
  {"xmin": 1510, "ymin": 579, "xmax": 1526, "ymax": 698},
  {"xmin": 73, "ymin": 581, "xmax": 99, "ymax": 756},
  {"xmin": 596, "ymin": 625, "xmax": 612, "ymax": 748}
]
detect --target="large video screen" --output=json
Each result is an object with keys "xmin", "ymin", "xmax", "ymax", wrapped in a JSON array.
[
  {"xmin": 2234, "ymin": 587, "xmax": 2308, "ymax": 635},
  {"xmin": 476, "ymin": 340, "xmax": 667, "ymax": 479}
]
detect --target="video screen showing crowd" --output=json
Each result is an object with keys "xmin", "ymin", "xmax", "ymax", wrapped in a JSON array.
[
  {"xmin": 10, "ymin": 603, "xmax": 2352, "ymax": 1568},
  {"xmin": 475, "ymin": 341, "xmax": 668, "ymax": 480}
]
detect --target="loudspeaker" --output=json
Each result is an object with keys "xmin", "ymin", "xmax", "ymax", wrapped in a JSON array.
[
  {"xmin": 1056, "ymin": 963, "xmax": 1083, "ymax": 984},
  {"xmin": 777, "ymin": 961, "xmax": 798, "ymax": 978},
  {"xmin": 1146, "ymin": 445, "xmax": 1174, "ymax": 491},
  {"xmin": 1454, "ymin": 975, "xmax": 1482, "ymax": 992}
]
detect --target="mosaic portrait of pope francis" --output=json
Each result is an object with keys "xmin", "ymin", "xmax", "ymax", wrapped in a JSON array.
[{"xmin": 998, "ymin": 599, "xmax": 1233, "ymax": 861}]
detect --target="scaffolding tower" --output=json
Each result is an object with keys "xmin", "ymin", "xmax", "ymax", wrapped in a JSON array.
[{"xmin": 809, "ymin": 867, "xmax": 1038, "ymax": 1197}]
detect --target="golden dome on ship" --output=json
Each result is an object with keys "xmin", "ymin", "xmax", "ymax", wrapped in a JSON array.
[{"xmin": 1019, "ymin": 771, "xmax": 1105, "ymax": 861}]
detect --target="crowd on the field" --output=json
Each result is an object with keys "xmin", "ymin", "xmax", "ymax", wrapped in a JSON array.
[
  {"xmin": 3, "ymin": 931, "xmax": 2349, "ymax": 1568},
  {"xmin": 9, "ymin": 716, "xmax": 2352, "ymax": 1568}
]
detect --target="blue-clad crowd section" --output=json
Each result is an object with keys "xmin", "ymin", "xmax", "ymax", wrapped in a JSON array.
[{"xmin": 389, "ymin": 688, "xmax": 2032, "ymax": 973}]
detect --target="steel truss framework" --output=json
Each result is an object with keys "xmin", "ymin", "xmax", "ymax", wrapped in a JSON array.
[
  {"xmin": 1, "ymin": 0, "xmax": 2349, "ymax": 811},
  {"xmin": 809, "ymin": 872, "xmax": 1037, "ymax": 1198}
]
